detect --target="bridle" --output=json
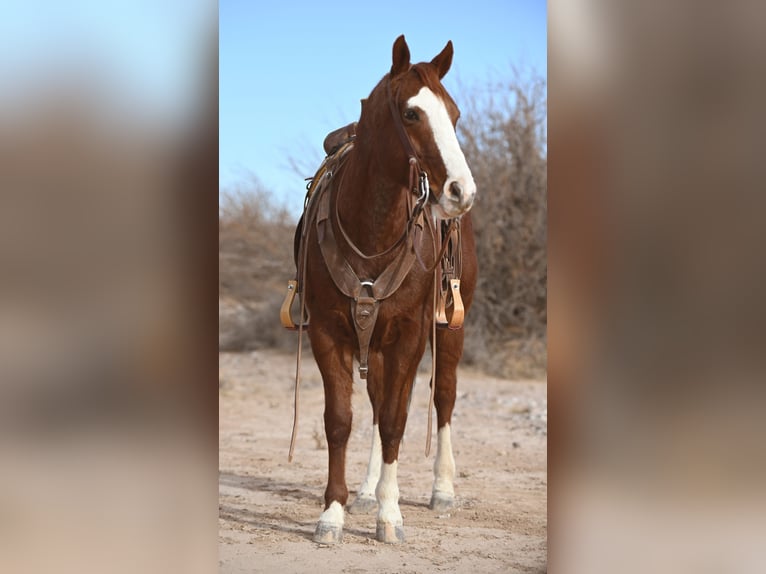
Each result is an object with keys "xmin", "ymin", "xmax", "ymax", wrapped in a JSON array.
[
  {"xmin": 333, "ymin": 70, "xmax": 452, "ymax": 267},
  {"xmin": 386, "ymin": 70, "xmax": 432, "ymax": 210}
]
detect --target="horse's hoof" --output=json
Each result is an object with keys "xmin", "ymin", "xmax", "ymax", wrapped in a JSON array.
[
  {"xmin": 376, "ymin": 521, "xmax": 405, "ymax": 544},
  {"xmin": 313, "ymin": 522, "xmax": 343, "ymax": 545},
  {"xmin": 348, "ymin": 495, "xmax": 377, "ymax": 514},
  {"xmin": 429, "ymin": 492, "xmax": 455, "ymax": 513}
]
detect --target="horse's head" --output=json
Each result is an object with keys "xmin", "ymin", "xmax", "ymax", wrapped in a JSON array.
[{"xmin": 386, "ymin": 35, "xmax": 476, "ymax": 219}]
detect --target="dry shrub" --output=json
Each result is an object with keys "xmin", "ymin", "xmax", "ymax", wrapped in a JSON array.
[
  {"xmin": 219, "ymin": 176, "xmax": 296, "ymax": 351},
  {"xmin": 457, "ymin": 70, "xmax": 547, "ymax": 378}
]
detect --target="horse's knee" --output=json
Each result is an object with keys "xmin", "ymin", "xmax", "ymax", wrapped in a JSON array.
[
  {"xmin": 324, "ymin": 415, "xmax": 351, "ymax": 447},
  {"xmin": 379, "ymin": 408, "xmax": 407, "ymax": 438},
  {"xmin": 434, "ymin": 373, "xmax": 456, "ymax": 400}
]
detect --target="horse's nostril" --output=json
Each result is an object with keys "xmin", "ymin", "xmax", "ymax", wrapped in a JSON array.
[{"xmin": 449, "ymin": 181, "xmax": 462, "ymax": 200}]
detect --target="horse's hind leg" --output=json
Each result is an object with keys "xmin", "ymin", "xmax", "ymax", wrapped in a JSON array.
[
  {"xmin": 429, "ymin": 327, "xmax": 464, "ymax": 512},
  {"xmin": 347, "ymin": 420, "xmax": 381, "ymax": 514},
  {"xmin": 311, "ymin": 328, "xmax": 354, "ymax": 544}
]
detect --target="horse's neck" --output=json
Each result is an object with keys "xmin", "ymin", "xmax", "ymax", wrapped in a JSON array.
[{"xmin": 336, "ymin": 145, "xmax": 410, "ymax": 256}]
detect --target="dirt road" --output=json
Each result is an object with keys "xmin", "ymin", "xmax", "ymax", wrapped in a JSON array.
[{"xmin": 219, "ymin": 350, "xmax": 547, "ymax": 573}]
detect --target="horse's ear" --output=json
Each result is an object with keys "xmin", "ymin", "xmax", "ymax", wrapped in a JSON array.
[
  {"xmin": 430, "ymin": 40, "xmax": 454, "ymax": 79},
  {"xmin": 391, "ymin": 35, "xmax": 411, "ymax": 77}
]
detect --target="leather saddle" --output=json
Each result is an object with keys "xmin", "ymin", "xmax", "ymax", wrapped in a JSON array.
[{"xmin": 323, "ymin": 122, "xmax": 357, "ymax": 156}]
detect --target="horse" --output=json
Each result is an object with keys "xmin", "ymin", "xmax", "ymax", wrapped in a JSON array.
[{"xmin": 288, "ymin": 35, "xmax": 477, "ymax": 544}]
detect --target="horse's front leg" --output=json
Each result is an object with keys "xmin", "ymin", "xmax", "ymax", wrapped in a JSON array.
[
  {"xmin": 310, "ymin": 326, "xmax": 354, "ymax": 544},
  {"xmin": 348, "ymin": 352, "xmax": 385, "ymax": 515},
  {"xmin": 429, "ymin": 327, "xmax": 464, "ymax": 512},
  {"xmin": 375, "ymin": 327, "xmax": 427, "ymax": 544},
  {"xmin": 430, "ymin": 239, "xmax": 475, "ymax": 512}
]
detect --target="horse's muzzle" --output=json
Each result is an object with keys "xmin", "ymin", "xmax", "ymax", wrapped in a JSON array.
[{"xmin": 438, "ymin": 177, "xmax": 476, "ymax": 218}]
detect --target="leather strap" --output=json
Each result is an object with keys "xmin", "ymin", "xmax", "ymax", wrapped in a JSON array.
[
  {"xmin": 352, "ymin": 294, "xmax": 380, "ymax": 379},
  {"xmin": 436, "ymin": 220, "xmax": 464, "ymax": 329},
  {"xmin": 312, "ymin": 156, "xmax": 434, "ymax": 380},
  {"xmin": 288, "ymin": 140, "xmax": 353, "ymax": 461},
  {"xmin": 316, "ymin": 184, "xmax": 424, "ymax": 302},
  {"xmin": 387, "ymin": 77, "xmax": 421, "ymax": 170}
]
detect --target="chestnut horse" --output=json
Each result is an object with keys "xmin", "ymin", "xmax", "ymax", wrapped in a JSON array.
[{"xmin": 295, "ymin": 35, "xmax": 477, "ymax": 544}]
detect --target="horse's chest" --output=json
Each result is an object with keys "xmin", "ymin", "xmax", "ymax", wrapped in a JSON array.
[{"xmin": 375, "ymin": 301, "xmax": 429, "ymax": 344}]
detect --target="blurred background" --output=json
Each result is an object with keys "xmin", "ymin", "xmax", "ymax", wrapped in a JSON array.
[
  {"xmin": 0, "ymin": 2, "xmax": 217, "ymax": 573},
  {"xmin": 549, "ymin": 1, "xmax": 766, "ymax": 572}
]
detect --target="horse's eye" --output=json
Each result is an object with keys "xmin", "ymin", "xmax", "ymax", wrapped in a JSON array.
[{"xmin": 403, "ymin": 108, "xmax": 419, "ymax": 122}]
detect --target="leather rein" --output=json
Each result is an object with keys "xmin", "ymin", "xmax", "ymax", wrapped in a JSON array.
[{"xmin": 332, "ymin": 74, "xmax": 435, "ymax": 264}]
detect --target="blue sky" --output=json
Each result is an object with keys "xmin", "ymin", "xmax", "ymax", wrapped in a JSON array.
[
  {"xmin": 220, "ymin": 0, "xmax": 547, "ymax": 208},
  {"xmin": 0, "ymin": 1, "xmax": 211, "ymax": 124}
]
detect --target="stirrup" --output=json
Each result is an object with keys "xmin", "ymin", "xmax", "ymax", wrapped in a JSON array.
[
  {"xmin": 436, "ymin": 279, "xmax": 464, "ymax": 330},
  {"xmin": 447, "ymin": 279, "xmax": 464, "ymax": 329},
  {"xmin": 280, "ymin": 280, "xmax": 309, "ymax": 330}
]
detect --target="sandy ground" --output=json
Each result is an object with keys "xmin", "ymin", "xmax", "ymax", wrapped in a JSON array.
[{"xmin": 219, "ymin": 350, "xmax": 547, "ymax": 573}]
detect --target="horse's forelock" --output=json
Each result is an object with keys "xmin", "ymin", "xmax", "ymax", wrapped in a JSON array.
[
  {"xmin": 410, "ymin": 63, "xmax": 450, "ymax": 99},
  {"xmin": 381, "ymin": 63, "xmax": 448, "ymax": 101}
]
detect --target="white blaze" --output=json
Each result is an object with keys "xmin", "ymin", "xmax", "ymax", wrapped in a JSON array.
[{"xmin": 406, "ymin": 86, "xmax": 476, "ymax": 214}]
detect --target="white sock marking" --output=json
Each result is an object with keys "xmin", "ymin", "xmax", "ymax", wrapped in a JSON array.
[
  {"xmin": 433, "ymin": 424, "xmax": 455, "ymax": 497},
  {"xmin": 357, "ymin": 424, "xmax": 382, "ymax": 499},
  {"xmin": 376, "ymin": 461, "xmax": 402, "ymax": 526},
  {"xmin": 318, "ymin": 500, "xmax": 344, "ymax": 527}
]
